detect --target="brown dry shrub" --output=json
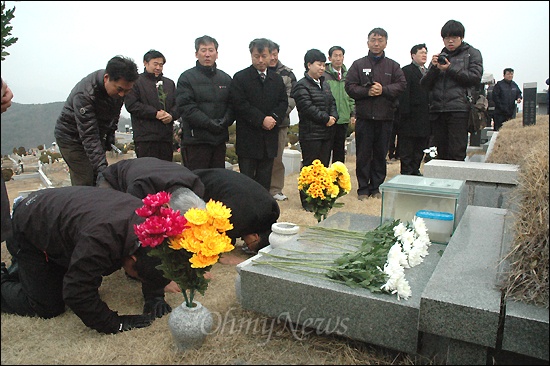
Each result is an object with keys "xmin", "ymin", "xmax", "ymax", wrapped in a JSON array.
[
  {"xmin": 488, "ymin": 115, "xmax": 549, "ymax": 307},
  {"xmin": 485, "ymin": 115, "xmax": 549, "ymax": 165}
]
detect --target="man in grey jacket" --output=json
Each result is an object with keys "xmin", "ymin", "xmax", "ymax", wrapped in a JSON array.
[{"xmin": 54, "ymin": 56, "xmax": 139, "ymax": 186}]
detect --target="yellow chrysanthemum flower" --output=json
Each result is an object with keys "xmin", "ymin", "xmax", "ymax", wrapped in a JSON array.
[
  {"xmin": 330, "ymin": 161, "xmax": 347, "ymax": 174},
  {"xmin": 327, "ymin": 183, "xmax": 340, "ymax": 198},
  {"xmin": 205, "ymin": 200, "xmax": 232, "ymax": 220},
  {"xmin": 199, "ymin": 233, "xmax": 230, "ymax": 256},
  {"xmin": 190, "ymin": 252, "xmax": 219, "ymax": 268},
  {"xmin": 339, "ymin": 177, "xmax": 352, "ymax": 192},
  {"xmin": 184, "ymin": 208, "xmax": 209, "ymax": 225},
  {"xmin": 168, "ymin": 235, "xmax": 186, "ymax": 251},
  {"xmin": 169, "ymin": 234, "xmax": 201, "ymax": 253},
  {"xmin": 212, "ymin": 217, "xmax": 234, "ymax": 232}
]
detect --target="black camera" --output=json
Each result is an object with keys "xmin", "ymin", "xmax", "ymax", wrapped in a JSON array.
[{"xmin": 437, "ymin": 52, "xmax": 449, "ymax": 65}]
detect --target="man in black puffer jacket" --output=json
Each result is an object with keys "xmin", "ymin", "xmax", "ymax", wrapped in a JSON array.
[
  {"xmin": 492, "ymin": 68, "xmax": 522, "ymax": 131},
  {"xmin": 420, "ymin": 20, "xmax": 483, "ymax": 161},
  {"xmin": 291, "ymin": 49, "xmax": 338, "ymax": 209},
  {"xmin": 54, "ymin": 56, "xmax": 139, "ymax": 186},
  {"xmin": 176, "ymin": 35, "xmax": 234, "ymax": 170}
]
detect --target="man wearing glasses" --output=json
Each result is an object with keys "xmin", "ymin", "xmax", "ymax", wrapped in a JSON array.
[{"xmin": 420, "ymin": 19, "xmax": 483, "ymax": 161}]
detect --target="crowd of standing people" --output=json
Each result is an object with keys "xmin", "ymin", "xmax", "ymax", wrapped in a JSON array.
[
  {"xmin": 3, "ymin": 18, "xmax": 500, "ymax": 335},
  {"xmin": 48, "ymin": 20, "xmax": 487, "ymax": 202}
]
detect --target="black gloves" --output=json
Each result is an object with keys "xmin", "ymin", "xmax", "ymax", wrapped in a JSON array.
[
  {"xmin": 208, "ymin": 119, "xmax": 224, "ymax": 134},
  {"xmin": 118, "ymin": 314, "xmax": 154, "ymax": 332},
  {"xmin": 143, "ymin": 296, "xmax": 171, "ymax": 318},
  {"xmin": 104, "ymin": 133, "xmax": 116, "ymax": 151}
]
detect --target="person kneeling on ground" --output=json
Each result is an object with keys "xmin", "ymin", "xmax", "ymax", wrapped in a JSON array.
[
  {"xmin": 96, "ymin": 157, "xmax": 278, "ymax": 254},
  {"xmin": 0, "ymin": 186, "xmax": 173, "ymax": 334},
  {"xmin": 96, "ymin": 156, "xmax": 205, "ymax": 199},
  {"xmin": 194, "ymin": 168, "xmax": 280, "ymax": 253}
]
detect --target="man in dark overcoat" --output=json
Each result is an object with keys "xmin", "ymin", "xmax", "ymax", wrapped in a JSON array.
[
  {"xmin": 398, "ymin": 43, "xmax": 431, "ymax": 176},
  {"xmin": 230, "ymin": 38, "xmax": 288, "ymax": 190}
]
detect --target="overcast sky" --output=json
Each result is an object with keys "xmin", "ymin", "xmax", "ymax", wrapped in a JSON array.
[{"xmin": 2, "ymin": 1, "xmax": 548, "ymax": 118}]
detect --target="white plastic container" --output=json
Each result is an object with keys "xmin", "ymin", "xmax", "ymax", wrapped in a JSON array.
[
  {"xmin": 282, "ymin": 149, "xmax": 302, "ymax": 176},
  {"xmin": 415, "ymin": 210, "xmax": 454, "ymax": 244}
]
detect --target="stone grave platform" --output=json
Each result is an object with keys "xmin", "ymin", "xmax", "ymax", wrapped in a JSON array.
[
  {"xmin": 237, "ymin": 209, "xmax": 549, "ymax": 364},
  {"xmin": 237, "ymin": 212, "xmax": 446, "ymax": 356}
]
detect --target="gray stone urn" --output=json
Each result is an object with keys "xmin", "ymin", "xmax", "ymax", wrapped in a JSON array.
[{"xmin": 168, "ymin": 301, "xmax": 213, "ymax": 351}]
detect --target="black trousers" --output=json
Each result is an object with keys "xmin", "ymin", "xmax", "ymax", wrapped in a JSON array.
[
  {"xmin": 1, "ymin": 234, "xmax": 66, "ymax": 319},
  {"xmin": 430, "ymin": 112, "xmax": 469, "ymax": 161},
  {"xmin": 238, "ymin": 157, "xmax": 274, "ymax": 192},
  {"xmin": 355, "ymin": 119, "xmax": 393, "ymax": 196},
  {"xmin": 492, "ymin": 113, "xmax": 511, "ymax": 132},
  {"xmin": 330, "ymin": 123, "xmax": 348, "ymax": 163},
  {"xmin": 300, "ymin": 138, "xmax": 333, "ymax": 169},
  {"xmin": 135, "ymin": 141, "xmax": 173, "ymax": 162},
  {"xmin": 388, "ymin": 120, "xmax": 399, "ymax": 159},
  {"xmin": 398, "ymin": 135, "xmax": 429, "ymax": 175},
  {"xmin": 182, "ymin": 143, "xmax": 226, "ymax": 171}
]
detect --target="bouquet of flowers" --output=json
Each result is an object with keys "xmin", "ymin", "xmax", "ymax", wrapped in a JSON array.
[
  {"xmin": 254, "ymin": 217, "xmax": 431, "ymax": 301},
  {"xmin": 133, "ymin": 191, "xmax": 234, "ymax": 307},
  {"xmin": 324, "ymin": 217, "xmax": 431, "ymax": 300},
  {"xmin": 298, "ymin": 159, "xmax": 352, "ymax": 222}
]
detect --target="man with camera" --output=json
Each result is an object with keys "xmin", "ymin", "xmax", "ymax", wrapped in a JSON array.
[
  {"xmin": 420, "ymin": 19, "xmax": 483, "ymax": 161},
  {"xmin": 345, "ymin": 28, "xmax": 406, "ymax": 201}
]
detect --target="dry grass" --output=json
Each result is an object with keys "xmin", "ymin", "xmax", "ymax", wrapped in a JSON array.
[
  {"xmin": 2, "ymin": 155, "xmax": 417, "ymax": 365},
  {"xmin": 488, "ymin": 115, "xmax": 549, "ymax": 307}
]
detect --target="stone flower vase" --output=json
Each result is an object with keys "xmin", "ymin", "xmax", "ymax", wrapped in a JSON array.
[
  {"xmin": 168, "ymin": 301, "xmax": 213, "ymax": 351},
  {"xmin": 269, "ymin": 222, "xmax": 300, "ymax": 249}
]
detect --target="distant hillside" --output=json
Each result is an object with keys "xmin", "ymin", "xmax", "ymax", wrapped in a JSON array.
[{"xmin": 1, "ymin": 102, "xmax": 131, "ymax": 155}]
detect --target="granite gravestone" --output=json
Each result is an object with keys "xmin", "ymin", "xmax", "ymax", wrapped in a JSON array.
[{"xmin": 522, "ymin": 82, "xmax": 537, "ymax": 126}]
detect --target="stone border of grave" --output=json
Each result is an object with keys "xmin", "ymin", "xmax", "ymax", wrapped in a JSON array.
[{"xmin": 421, "ymin": 132, "xmax": 547, "ymax": 363}]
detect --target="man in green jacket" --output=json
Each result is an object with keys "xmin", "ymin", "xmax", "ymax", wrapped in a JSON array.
[{"xmin": 324, "ymin": 46, "xmax": 355, "ymax": 163}]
